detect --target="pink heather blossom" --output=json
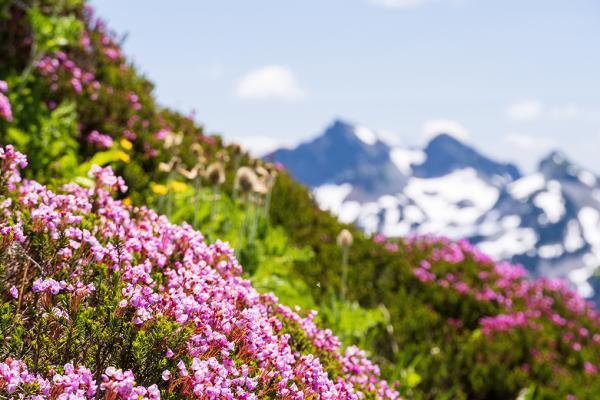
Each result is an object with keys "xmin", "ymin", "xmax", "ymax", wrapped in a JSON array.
[
  {"xmin": 584, "ymin": 361, "xmax": 597, "ymax": 375},
  {"xmin": 71, "ymin": 77, "xmax": 83, "ymax": 93},
  {"xmin": 154, "ymin": 128, "xmax": 169, "ymax": 140},
  {"xmin": 32, "ymin": 278, "xmax": 67, "ymax": 295},
  {"xmin": 0, "ymin": 92, "xmax": 12, "ymax": 122},
  {"xmin": 81, "ymin": 30, "xmax": 91, "ymax": 49},
  {"xmin": 123, "ymin": 130, "xmax": 137, "ymax": 140},
  {"xmin": 89, "ymin": 165, "xmax": 127, "ymax": 193},
  {"xmin": 9, "ymin": 286, "xmax": 18, "ymax": 299},
  {"xmin": 161, "ymin": 370, "xmax": 171, "ymax": 381},
  {"xmin": 373, "ymin": 233, "xmax": 386, "ymax": 244},
  {"xmin": 0, "ymin": 359, "xmax": 97, "ymax": 398},
  {"xmin": 87, "ymin": 130, "xmax": 114, "ymax": 149},
  {"xmin": 480, "ymin": 312, "xmax": 529, "ymax": 335},
  {"xmin": 413, "ymin": 267, "xmax": 435, "ymax": 283},
  {"xmin": 384, "ymin": 242, "xmax": 398, "ymax": 252},
  {"xmin": 104, "ymin": 47, "xmax": 121, "ymax": 60},
  {"xmin": 0, "ymin": 144, "xmax": 400, "ymax": 399}
]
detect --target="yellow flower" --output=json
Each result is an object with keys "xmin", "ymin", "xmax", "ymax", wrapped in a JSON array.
[
  {"xmin": 117, "ymin": 151, "xmax": 130, "ymax": 163},
  {"xmin": 151, "ymin": 183, "xmax": 168, "ymax": 195},
  {"xmin": 122, "ymin": 197, "xmax": 132, "ymax": 206},
  {"xmin": 170, "ymin": 180, "xmax": 189, "ymax": 193},
  {"xmin": 120, "ymin": 138, "xmax": 133, "ymax": 150}
]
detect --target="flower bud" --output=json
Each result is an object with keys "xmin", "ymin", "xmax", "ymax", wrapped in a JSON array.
[
  {"xmin": 234, "ymin": 166, "xmax": 258, "ymax": 194},
  {"xmin": 337, "ymin": 229, "xmax": 353, "ymax": 248},
  {"xmin": 205, "ymin": 162, "xmax": 225, "ymax": 186}
]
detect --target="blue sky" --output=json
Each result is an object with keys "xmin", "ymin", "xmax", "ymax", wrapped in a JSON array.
[{"xmin": 90, "ymin": 0, "xmax": 600, "ymax": 172}]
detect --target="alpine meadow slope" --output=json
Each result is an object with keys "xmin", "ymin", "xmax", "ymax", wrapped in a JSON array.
[{"xmin": 1, "ymin": 1, "xmax": 599, "ymax": 400}]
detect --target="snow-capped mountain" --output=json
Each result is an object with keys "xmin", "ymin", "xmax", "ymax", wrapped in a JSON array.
[
  {"xmin": 270, "ymin": 120, "xmax": 407, "ymax": 201},
  {"xmin": 267, "ymin": 119, "xmax": 600, "ymax": 301}
]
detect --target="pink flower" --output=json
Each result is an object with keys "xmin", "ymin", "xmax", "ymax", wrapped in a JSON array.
[
  {"xmin": 584, "ymin": 361, "xmax": 597, "ymax": 375},
  {"xmin": 87, "ymin": 130, "xmax": 113, "ymax": 149},
  {"xmin": 154, "ymin": 128, "xmax": 169, "ymax": 140},
  {"xmin": 0, "ymin": 92, "xmax": 12, "ymax": 122},
  {"xmin": 161, "ymin": 370, "xmax": 171, "ymax": 381},
  {"xmin": 166, "ymin": 348, "xmax": 174, "ymax": 359}
]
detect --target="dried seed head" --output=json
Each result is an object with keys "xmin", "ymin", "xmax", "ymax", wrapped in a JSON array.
[
  {"xmin": 255, "ymin": 166, "xmax": 269, "ymax": 179},
  {"xmin": 231, "ymin": 144, "xmax": 242, "ymax": 155},
  {"xmin": 235, "ymin": 166, "xmax": 258, "ymax": 194},
  {"xmin": 264, "ymin": 163, "xmax": 279, "ymax": 183},
  {"xmin": 177, "ymin": 166, "xmax": 198, "ymax": 180},
  {"xmin": 164, "ymin": 132, "xmax": 183, "ymax": 149},
  {"xmin": 196, "ymin": 155, "xmax": 207, "ymax": 167},
  {"xmin": 253, "ymin": 179, "xmax": 268, "ymax": 196},
  {"xmin": 216, "ymin": 150, "xmax": 230, "ymax": 163},
  {"xmin": 192, "ymin": 163, "xmax": 204, "ymax": 177},
  {"xmin": 158, "ymin": 162, "xmax": 172, "ymax": 173},
  {"xmin": 191, "ymin": 142, "xmax": 204, "ymax": 156},
  {"xmin": 205, "ymin": 162, "xmax": 225, "ymax": 186},
  {"xmin": 252, "ymin": 159, "xmax": 263, "ymax": 169},
  {"xmin": 337, "ymin": 229, "xmax": 353, "ymax": 248}
]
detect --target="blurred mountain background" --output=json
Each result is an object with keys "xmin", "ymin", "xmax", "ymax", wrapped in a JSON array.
[{"xmin": 269, "ymin": 119, "xmax": 600, "ymax": 302}]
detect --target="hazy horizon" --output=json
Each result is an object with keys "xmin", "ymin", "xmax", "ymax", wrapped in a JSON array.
[{"xmin": 91, "ymin": 0, "xmax": 600, "ymax": 173}]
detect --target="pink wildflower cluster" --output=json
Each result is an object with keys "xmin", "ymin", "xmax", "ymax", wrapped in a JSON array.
[
  {"xmin": 0, "ymin": 145, "xmax": 399, "ymax": 399},
  {"xmin": 0, "ymin": 358, "xmax": 162, "ymax": 399},
  {"xmin": 37, "ymin": 51, "xmax": 101, "ymax": 99},
  {"xmin": 0, "ymin": 144, "xmax": 28, "ymax": 192},
  {"xmin": 87, "ymin": 130, "xmax": 114, "ymax": 149},
  {"xmin": 399, "ymin": 234, "xmax": 600, "ymax": 375},
  {"xmin": 480, "ymin": 312, "xmax": 529, "ymax": 335},
  {"xmin": 101, "ymin": 367, "xmax": 159, "ymax": 400},
  {"xmin": 89, "ymin": 165, "xmax": 128, "ymax": 193},
  {"xmin": 0, "ymin": 80, "xmax": 12, "ymax": 122}
]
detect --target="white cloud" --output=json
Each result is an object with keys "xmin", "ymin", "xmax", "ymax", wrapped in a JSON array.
[
  {"xmin": 547, "ymin": 104, "xmax": 600, "ymax": 121},
  {"xmin": 227, "ymin": 135, "xmax": 297, "ymax": 157},
  {"xmin": 377, "ymin": 129, "xmax": 404, "ymax": 146},
  {"xmin": 507, "ymin": 100, "xmax": 543, "ymax": 122},
  {"xmin": 369, "ymin": 0, "xmax": 430, "ymax": 8},
  {"xmin": 547, "ymin": 104, "xmax": 583, "ymax": 120},
  {"xmin": 236, "ymin": 65, "xmax": 306, "ymax": 101},
  {"xmin": 507, "ymin": 100, "xmax": 599, "ymax": 122},
  {"xmin": 505, "ymin": 133, "xmax": 557, "ymax": 151},
  {"xmin": 369, "ymin": 0, "xmax": 464, "ymax": 9},
  {"xmin": 422, "ymin": 119, "xmax": 470, "ymax": 141}
]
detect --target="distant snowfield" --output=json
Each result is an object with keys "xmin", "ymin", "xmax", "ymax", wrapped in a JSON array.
[
  {"xmin": 404, "ymin": 168, "xmax": 499, "ymax": 226},
  {"xmin": 353, "ymin": 126, "xmax": 378, "ymax": 146},
  {"xmin": 390, "ymin": 147, "xmax": 426, "ymax": 175},
  {"xmin": 313, "ymin": 163, "xmax": 600, "ymax": 299}
]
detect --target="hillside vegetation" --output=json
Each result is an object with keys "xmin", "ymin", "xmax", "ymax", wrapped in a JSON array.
[{"xmin": 0, "ymin": 1, "xmax": 599, "ymax": 399}]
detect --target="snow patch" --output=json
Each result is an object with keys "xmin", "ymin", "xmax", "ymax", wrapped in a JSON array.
[
  {"xmin": 501, "ymin": 215, "xmax": 521, "ymax": 229},
  {"xmin": 578, "ymin": 170, "xmax": 597, "ymax": 187},
  {"xmin": 313, "ymin": 184, "xmax": 352, "ymax": 215},
  {"xmin": 538, "ymin": 244, "xmax": 564, "ymax": 259},
  {"xmin": 478, "ymin": 228, "xmax": 538, "ymax": 260},
  {"xmin": 339, "ymin": 201, "xmax": 362, "ymax": 224},
  {"xmin": 578, "ymin": 207, "xmax": 600, "ymax": 247},
  {"xmin": 403, "ymin": 205, "xmax": 426, "ymax": 224},
  {"xmin": 390, "ymin": 147, "xmax": 426, "ymax": 175},
  {"xmin": 533, "ymin": 181, "xmax": 565, "ymax": 224},
  {"xmin": 354, "ymin": 126, "xmax": 377, "ymax": 146},
  {"xmin": 405, "ymin": 168, "xmax": 499, "ymax": 227},
  {"xmin": 568, "ymin": 254, "xmax": 599, "ymax": 298},
  {"xmin": 509, "ymin": 173, "xmax": 545, "ymax": 199},
  {"xmin": 564, "ymin": 220, "xmax": 585, "ymax": 252}
]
